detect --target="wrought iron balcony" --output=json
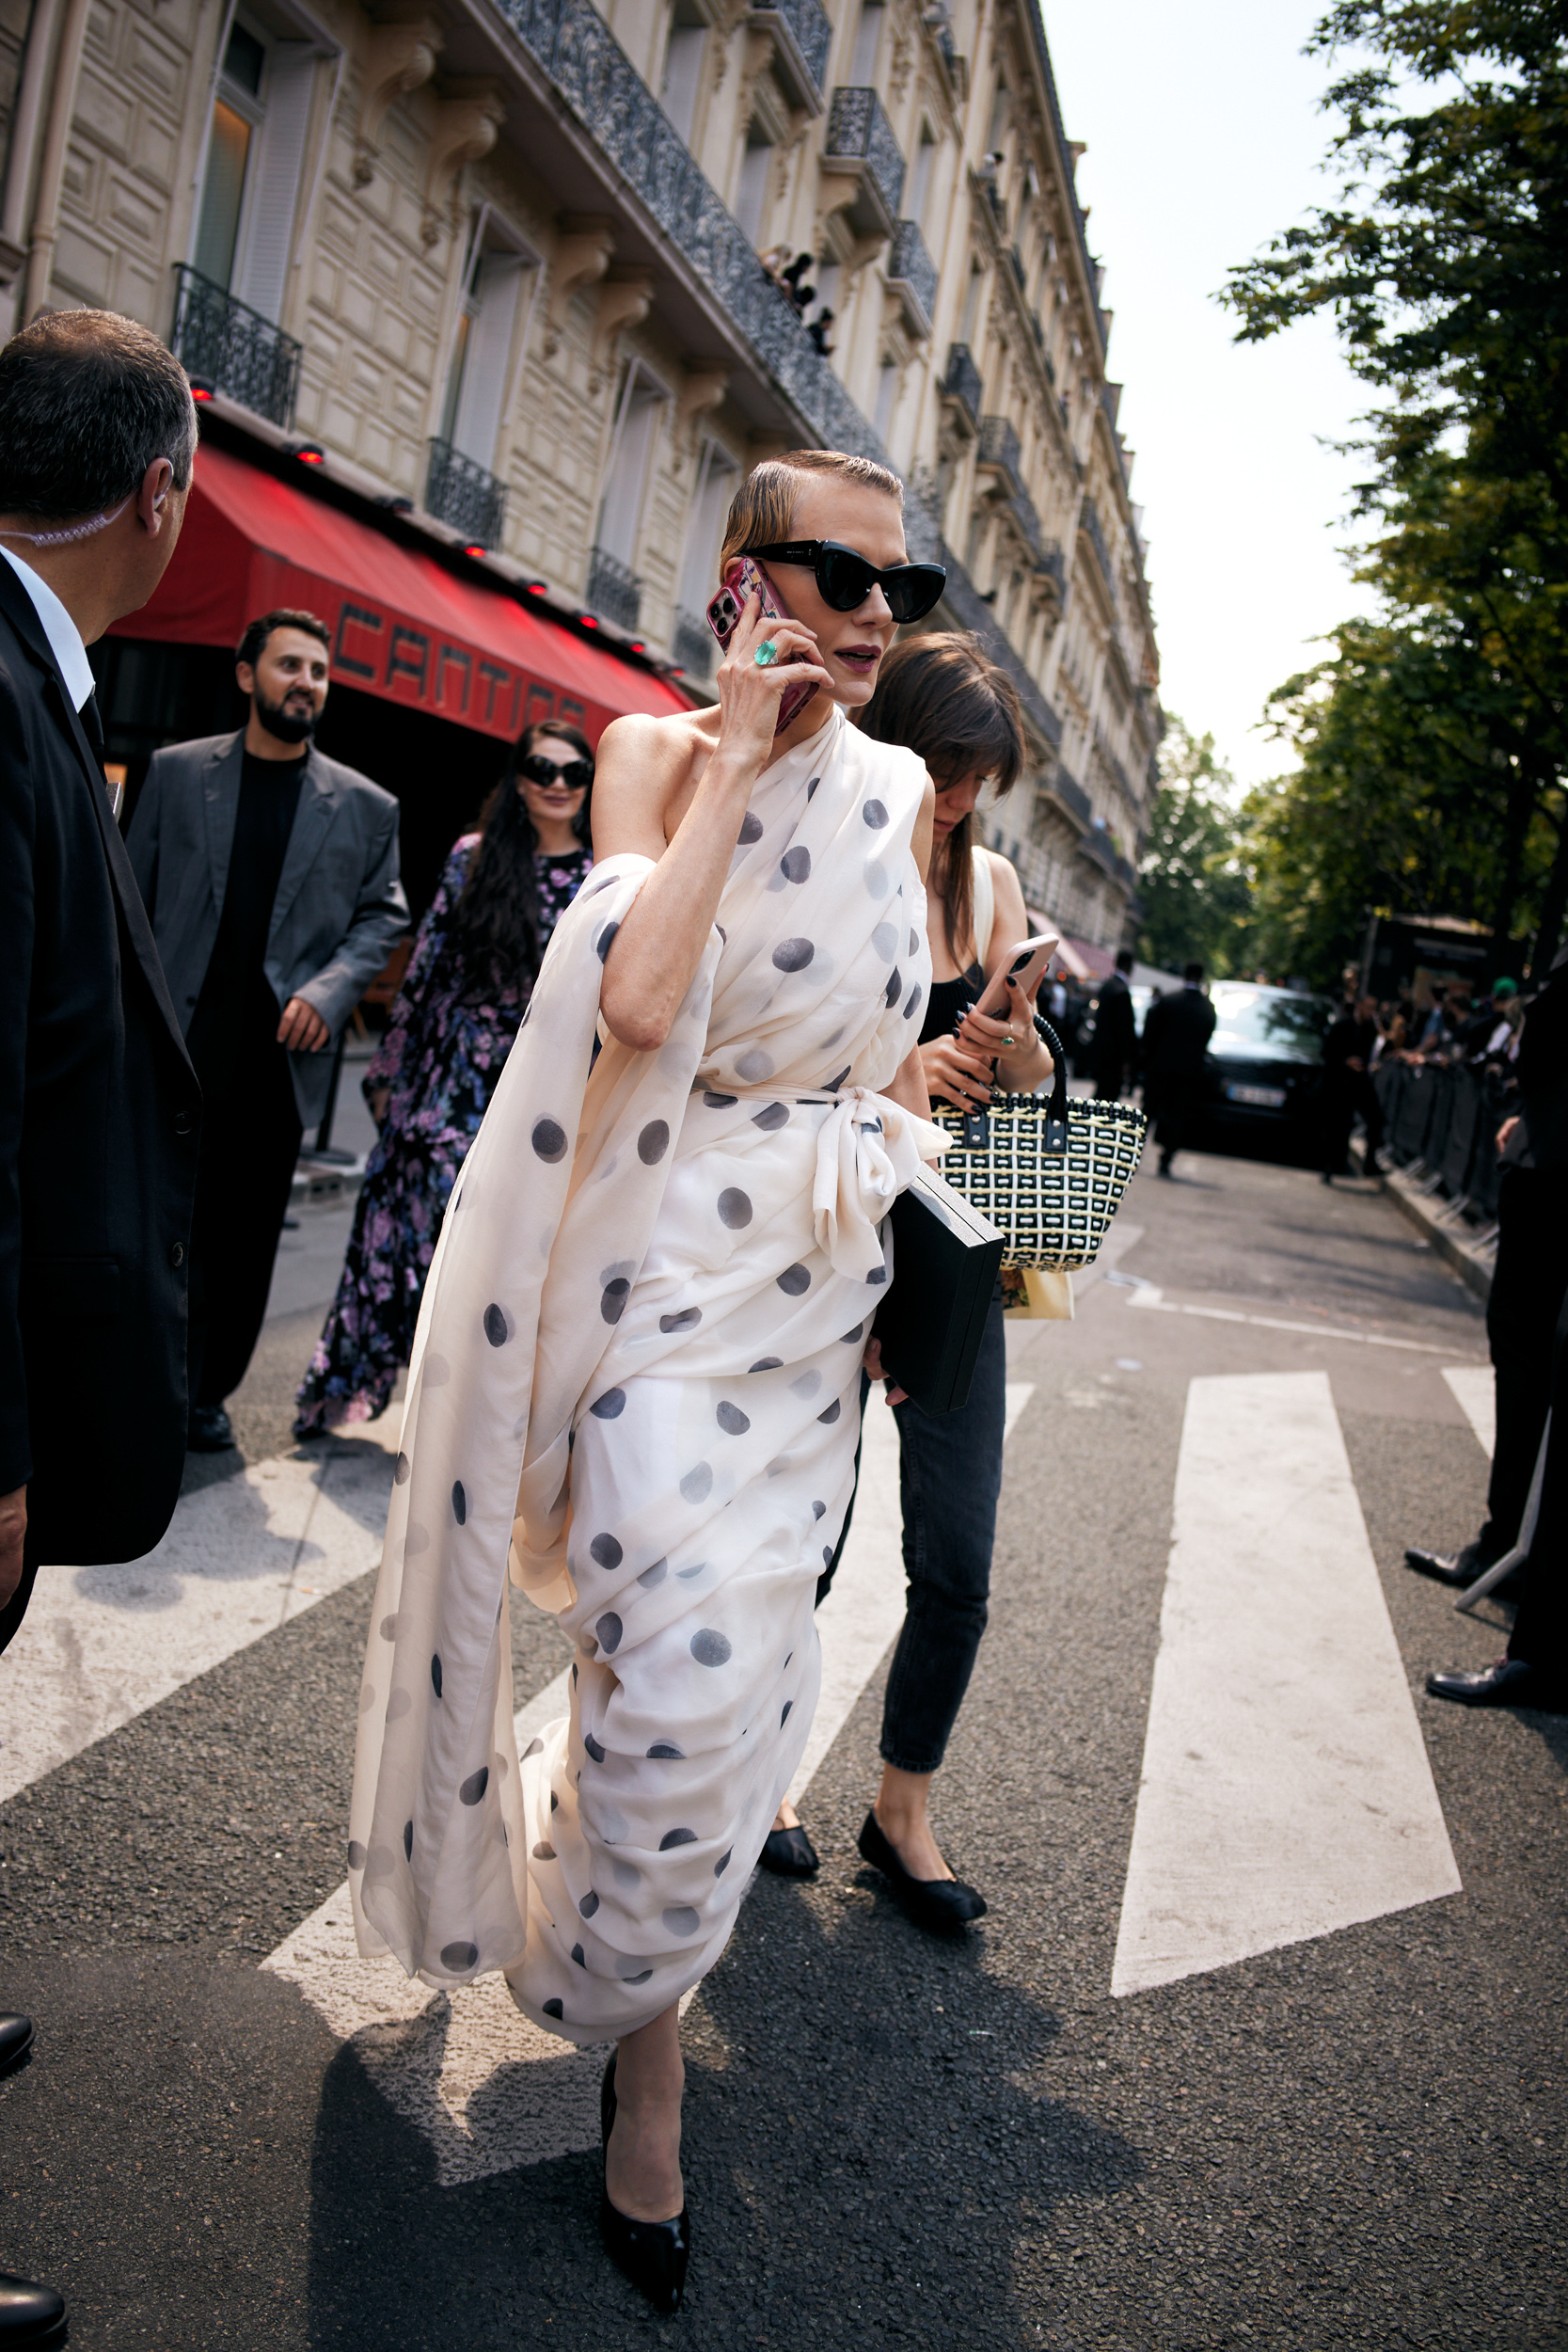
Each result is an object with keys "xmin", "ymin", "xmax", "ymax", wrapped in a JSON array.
[
  {"xmin": 977, "ymin": 414, "xmax": 1022, "ymax": 492},
  {"xmin": 1080, "ymin": 819, "xmax": 1121, "ymax": 878},
  {"xmin": 942, "ymin": 342, "xmax": 983, "ymax": 428},
  {"xmin": 488, "ymin": 0, "xmax": 887, "ymax": 473},
  {"xmin": 426, "ymin": 438, "xmax": 507, "ymax": 548},
  {"xmin": 823, "ymin": 87, "xmax": 905, "ymax": 237},
  {"xmin": 1051, "ymin": 764, "xmax": 1092, "ymax": 827},
  {"xmin": 588, "ymin": 544, "xmax": 642, "ymax": 630},
  {"xmin": 673, "ymin": 608, "xmax": 716, "ymax": 677},
  {"xmin": 169, "ymin": 264, "xmax": 301, "ymax": 428},
  {"xmin": 748, "ymin": 0, "xmax": 831, "ymax": 109},
  {"xmin": 887, "ymin": 218, "xmax": 938, "ymax": 336}
]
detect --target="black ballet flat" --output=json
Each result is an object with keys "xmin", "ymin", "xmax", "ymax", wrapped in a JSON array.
[
  {"xmin": 758, "ymin": 1822, "xmax": 820, "ymax": 1878},
  {"xmin": 858, "ymin": 1809, "xmax": 988, "ymax": 1933},
  {"xmin": 599, "ymin": 2056, "xmax": 690, "ymax": 2315}
]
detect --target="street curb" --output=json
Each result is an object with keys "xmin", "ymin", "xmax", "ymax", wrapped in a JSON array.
[
  {"xmin": 1352, "ymin": 1145, "xmax": 1495, "ymax": 1305},
  {"xmin": 290, "ymin": 1155, "xmax": 367, "ymax": 1213}
]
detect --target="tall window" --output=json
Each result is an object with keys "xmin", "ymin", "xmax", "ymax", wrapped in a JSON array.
[
  {"xmin": 873, "ymin": 361, "xmax": 897, "ymax": 440},
  {"xmin": 960, "ymin": 262, "xmax": 984, "ymax": 344},
  {"xmin": 439, "ymin": 230, "xmax": 528, "ymax": 469},
  {"xmin": 906, "ymin": 123, "xmax": 935, "ymax": 224},
  {"xmin": 192, "ymin": 16, "xmax": 317, "ymax": 325},
  {"xmin": 678, "ymin": 437, "xmax": 739, "ymax": 619},
  {"xmin": 596, "ymin": 363, "xmax": 668, "ymax": 572},
  {"xmin": 734, "ymin": 123, "xmax": 773, "ymax": 246},
  {"xmin": 850, "ymin": 0, "xmax": 884, "ymax": 85},
  {"xmin": 659, "ymin": 1, "xmax": 706, "ymax": 144}
]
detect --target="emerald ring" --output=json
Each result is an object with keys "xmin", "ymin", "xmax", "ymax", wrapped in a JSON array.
[{"xmin": 753, "ymin": 639, "xmax": 779, "ymax": 667}]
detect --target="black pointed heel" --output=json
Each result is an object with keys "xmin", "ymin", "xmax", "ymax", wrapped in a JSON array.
[
  {"xmin": 858, "ymin": 1808, "xmax": 988, "ymax": 1932},
  {"xmin": 758, "ymin": 1821, "xmax": 819, "ymax": 1878},
  {"xmin": 599, "ymin": 2055, "xmax": 690, "ymax": 2315}
]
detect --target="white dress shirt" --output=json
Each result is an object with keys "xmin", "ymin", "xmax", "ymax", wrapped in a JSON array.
[{"xmin": 0, "ymin": 543, "xmax": 97, "ymax": 712}]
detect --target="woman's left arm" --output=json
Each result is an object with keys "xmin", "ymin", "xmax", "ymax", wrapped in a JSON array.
[{"xmin": 957, "ymin": 850, "xmax": 1055, "ymax": 1093}]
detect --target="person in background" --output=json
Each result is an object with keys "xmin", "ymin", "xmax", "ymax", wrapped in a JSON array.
[
  {"xmin": 1090, "ymin": 947, "xmax": 1138, "ymax": 1101},
  {"xmin": 1320, "ymin": 993, "xmax": 1385, "ymax": 1184},
  {"xmin": 294, "ymin": 721, "xmax": 594, "ymax": 1436},
  {"xmin": 1142, "ymin": 961, "xmax": 1215, "ymax": 1177},
  {"xmin": 0, "ymin": 304, "xmax": 202, "ymax": 2352},
  {"xmin": 128, "ymin": 609, "xmax": 407, "ymax": 1451},
  {"xmin": 768, "ymin": 631, "xmax": 1054, "ymax": 1931}
]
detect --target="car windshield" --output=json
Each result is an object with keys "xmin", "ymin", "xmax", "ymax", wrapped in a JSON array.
[{"xmin": 1209, "ymin": 984, "xmax": 1333, "ymax": 1065}]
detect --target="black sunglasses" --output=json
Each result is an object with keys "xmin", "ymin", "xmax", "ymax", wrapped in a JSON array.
[
  {"xmin": 520, "ymin": 753, "xmax": 594, "ymax": 790},
  {"xmin": 747, "ymin": 541, "xmax": 947, "ymax": 624}
]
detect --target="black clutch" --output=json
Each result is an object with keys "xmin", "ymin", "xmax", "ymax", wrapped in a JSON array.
[{"xmin": 874, "ymin": 1164, "xmax": 1005, "ymax": 1416}]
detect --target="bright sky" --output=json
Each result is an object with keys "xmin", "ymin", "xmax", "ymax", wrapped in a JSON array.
[{"xmin": 1043, "ymin": 0, "xmax": 1370, "ymax": 791}]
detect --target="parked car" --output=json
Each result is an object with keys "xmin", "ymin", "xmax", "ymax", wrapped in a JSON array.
[{"xmin": 1199, "ymin": 982, "xmax": 1334, "ymax": 1141}]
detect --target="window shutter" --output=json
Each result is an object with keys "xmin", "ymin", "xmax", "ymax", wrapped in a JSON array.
[
  {"xmin": 452, "ymin": 252, "xmax": 525, "ymax": 468},
  {"xmin": 235, "ymin": 43, "xmax": 316, "ymax": 326}
]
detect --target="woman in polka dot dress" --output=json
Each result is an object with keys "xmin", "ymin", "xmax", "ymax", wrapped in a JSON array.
[{"xmin": 346, "ymin": 451, "xmax": 943, "ymax": 2311}]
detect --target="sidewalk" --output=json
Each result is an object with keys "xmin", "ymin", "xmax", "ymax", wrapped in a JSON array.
[{"xmin": 1351, "ymin": 1137, "xmax": 1497, "ymax": 1304}]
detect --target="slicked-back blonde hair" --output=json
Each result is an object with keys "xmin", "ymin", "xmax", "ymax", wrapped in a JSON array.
[{"xmin": 718, "ymin": 448, "xmax": 902, "ymax": 580}]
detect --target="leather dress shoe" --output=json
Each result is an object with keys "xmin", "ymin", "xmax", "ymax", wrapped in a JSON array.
[
  {"xmin": 0, "ymin": 2273, "xmax": 67, "ymax": 2346},
  {"xmin": 857, "ymin": 1809, "xmax": 987, "ymax": 1932},
  {"xmin": 599, "ymin": 2056, "xmax": 689, "ymax": 2314},
  {"xmin": 1426, "ymin": 1658, "xmax": 1568, "ymax": 1710},
  {"xmin": 1405, "ymin": 1542, "xmax": 1521, "ymax": 1598},
  {"xmin": 0, "ymin": 2016, "xmax": 34, "ymax": 2078},
  {"xmin": 758, "ymin": 1823, "xmax": 819, "ymax": 1878},
  {"xmin": 186, "ymin": 1405, "xmax": 235, "ymax": 1452}
]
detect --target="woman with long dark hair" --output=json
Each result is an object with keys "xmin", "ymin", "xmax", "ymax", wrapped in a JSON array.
[
  {"xmin": 293, "ymin": 722, "xmax": 594, "ymax": 1435},
  {"xmin": 764, "ymin": 633, "xmax": 1053, "ymax": 1928}
]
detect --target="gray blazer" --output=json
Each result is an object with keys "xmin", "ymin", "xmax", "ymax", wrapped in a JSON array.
[{"xmin": 127, "ymin": 731, "xmax": 409, "ymax": 1127}]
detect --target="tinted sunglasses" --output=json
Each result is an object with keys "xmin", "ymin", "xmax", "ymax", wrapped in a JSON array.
[
  {"xmin": 520, "ymin": 753, "xmax": 594, "ymax": 790},
  {"xmin": 747, "ymin": 541, "xmax": 947, "ymax": 624}
]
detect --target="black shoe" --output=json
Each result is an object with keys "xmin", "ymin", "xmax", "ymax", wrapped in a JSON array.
[
  {"xmin": 599, "ymin": 2056, "xmax": 689, "ymax": 2315},
  {"xmin": 0, "ymin": 2272, "xmax": 67, "ymax": 2345},
  {"xmin": 758, "ymin": 1823, "xmax": 819, "ymax": 1878},
  {"xmin": 1404, "ymin": 1541, "xmax": 1515, "ymax": 1593},
  {"xmin": 857, "ymin": 1809, "xmax": 987, "ymax": 1932},
  {"xmin": 0, "ymin": 2016, "xmax": 34, "ymax": 2079},
  {"xmin": 1426, "ymin": 1658, "xmax": 1568, "ymax": 1711},
  {"xmin": 1157, "ymin": 1155, "xmax": 1174, "ymax": 1179},
  {"xmin": 186, "ymin": 1404, "xmax": 234, "ymax": 1453}
]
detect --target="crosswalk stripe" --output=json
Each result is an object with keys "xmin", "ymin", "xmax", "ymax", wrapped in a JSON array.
[
  {"xmin": 0, "ymin": 1432, "xmax": 398, "ymax": 1807},
  {"xmin": 1111, "ymin": 1371, "xmax": 1461, "ymax": 1998},
  {"xmin": 263, "ymin": 1380, "xmax": 1038, "ymax": 2185},
  {"xmin": 1442, "ymin": 1365, "xmax": 1496, "ymax": 1459},
  {"xmin": 1119, "ymin": 1279, "xmax": 1484, "ymax": 1358}
]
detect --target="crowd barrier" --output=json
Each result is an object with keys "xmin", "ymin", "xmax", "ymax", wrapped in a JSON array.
[{"xmin": 1372, "ymin": 1058, "xmax": 1509, "ymax": 1227}]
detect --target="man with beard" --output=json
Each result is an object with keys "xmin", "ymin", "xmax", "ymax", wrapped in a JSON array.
[{"xmin": 128, "ymin": 609, "xmax": 406, "ymax": 1449}]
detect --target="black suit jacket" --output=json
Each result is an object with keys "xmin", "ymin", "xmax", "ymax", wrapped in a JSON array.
[
  {"xmin": 1143, "ymin": 985, "xmax": 1216, "ymax": 1079},
  {"xmin": 1091, "ymin": 971, "xmax": 1138, "ymax": 1077},
  {"xmin": 0, "ymin": 562, "xmax": 200, "ymax": 1563}
]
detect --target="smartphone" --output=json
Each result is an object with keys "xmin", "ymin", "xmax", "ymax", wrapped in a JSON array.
[
  {"xmin": 971, "ymin": 934, "xmax": 1059, "ymax": 1022},
  {"xmin": 705, "ymin": 557, "xmax": 819, "ymax": 736}
]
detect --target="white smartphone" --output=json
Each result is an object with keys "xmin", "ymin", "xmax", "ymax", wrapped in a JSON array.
[{"xmin": 971, "ymin": 933, "xmax": 1059, "ymax": 1023}]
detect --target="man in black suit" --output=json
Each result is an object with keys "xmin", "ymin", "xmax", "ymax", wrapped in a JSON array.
[
  {"xmin": 1090, "ymin": 947, "xmax": 1138, "ymax": 1101},
  {"xmin": 0, "ymin": 308, "xmax": 201, "ymax": 2344},
  {"xmin": 1141, "ymin": 961, "xmax": 1216, "ymax": 1177},
  {"xmin": 1319, "ymin": 993, "xmax": 1385, "ymax": 1183}
]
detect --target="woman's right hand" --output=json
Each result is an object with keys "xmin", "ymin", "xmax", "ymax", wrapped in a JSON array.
[
  {"xmin": 713, "ymin": 590, "xmax": 834, "ymax": 774},
  {"xmin": 368, "ymin": 1087, "xmax": 390, "ymax": 1128},
  {"xmin": 920, "ymin": 1031, "xmax": 995, "ymax": 1110}
]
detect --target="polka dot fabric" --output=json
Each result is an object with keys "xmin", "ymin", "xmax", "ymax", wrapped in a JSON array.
[{"xmin": 348, "ymin": 707, "xmax": 939, "ymax": 2041}]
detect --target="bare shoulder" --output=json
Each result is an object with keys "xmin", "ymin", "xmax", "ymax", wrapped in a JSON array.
[{"xmin": 593, "ymin": 707, "xmax": 717, "ymax": 855}]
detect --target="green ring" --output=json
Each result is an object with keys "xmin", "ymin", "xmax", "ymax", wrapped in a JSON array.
[{"xmin": 753, "ymin": 639, "xmax": 779, "ymax": 667}]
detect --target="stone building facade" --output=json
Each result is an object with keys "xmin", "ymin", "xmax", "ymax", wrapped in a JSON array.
[{"xmin": 0, "ymin": 0, "xmax": 1160, "ymax": 946}]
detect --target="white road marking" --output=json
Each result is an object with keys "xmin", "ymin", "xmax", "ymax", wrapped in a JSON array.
[
  {"xmin": 1118, "ymin": 1278, "xmax": 1483, "ymax": 1359},
  {"xmin": 264, "ymin": 1380, "xmax": 1038, "ymax": 2185},
  {"xmin": 1069, "ymin": 1219, "xmax": 1145, "ymax": 1302},
  {"xmin": 0, "ymin": 1430, "xmax": 398, "ymax": 1806},
  {"xmin": 1442, "ymin": 1365, "xmax": 1496, "ymax": 1458},
  {"xmin": 1111, "ymin": 1371, "xmax": 1460, "ymax": 1998}
]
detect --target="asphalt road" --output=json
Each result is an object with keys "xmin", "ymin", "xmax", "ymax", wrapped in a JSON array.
[{"xmin": 3, "ymin": 1136, "xmax": 1564, "ymax": 2350}]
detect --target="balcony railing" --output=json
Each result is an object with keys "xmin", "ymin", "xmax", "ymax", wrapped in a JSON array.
[
  {"xmin": 488, "ymin": 0, "xmax": 892, "ymax": 486},
  {"xmin": 1052, "ymin": 764, "xmax": 1092, "ymax": 827},
  {"xmin": 977, "ymin": 413, "xmax": 1022, "ymax": 492},
  {"xmin": 587, "ymin": 544, "xmax": 642, "ymax": 630},
  {"xmin": 942, "ymin": 342, "xmax": 983, "ymax": 427},
  {"xmin": 673, "ymin": 608, "xmax": 716, "ymax": 677},
  {"xmin": 748, "ymin": 0, "xmax": 831, "ymax": 106},
  {"xmin": 824, "ymin": 87, "xmax": 905, "ymax": 230},
  {"xmin": 426, "ymin": 439, "xmax": 508, "ymax": 548},
  {"xmin": 169, "ymin": 264, "xmax": 301, "ymax": 428},
  {"xmin": 886, "ymin": 218, "xmax": 938, "ymax": 334}
]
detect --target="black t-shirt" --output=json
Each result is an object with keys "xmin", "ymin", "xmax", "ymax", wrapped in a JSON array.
[
  {"xmin": 921, "ymin": 961, "xmax": 985, "ymax": 1047},
  {"xmin": 187, "ymin": 751, "xmax": 307, "ymax": 1097}
]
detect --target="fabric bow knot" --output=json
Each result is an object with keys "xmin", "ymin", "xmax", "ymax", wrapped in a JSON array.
[{"xmin": 812, "ymin": 1086, "xmax": 947, "ymax": 1282}]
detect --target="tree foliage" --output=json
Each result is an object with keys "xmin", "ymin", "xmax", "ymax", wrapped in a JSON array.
[{"xmin": 1137, "ymin": 719, "xmax": 1257, "ymax": 977}]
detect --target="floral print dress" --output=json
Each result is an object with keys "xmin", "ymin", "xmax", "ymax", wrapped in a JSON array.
[{"xmin": 293, "ymin": 833, "xmax": 592, "ymax": 1434}]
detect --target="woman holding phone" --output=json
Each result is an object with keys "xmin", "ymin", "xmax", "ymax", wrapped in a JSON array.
[
  {"xmin": 763, "ymin": 633, "xmax": 1053, "ymax": 1929},
  {"xmin": 345, "ymin": 451, "xmax": 949, "ymax": 2312}
]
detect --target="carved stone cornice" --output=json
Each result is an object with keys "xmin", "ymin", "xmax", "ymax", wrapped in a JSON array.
[
  {"xmin": 591, "ymin": 267, "xmax": 657, "ymax": 391},
  {"xmin": 353, "ymin": 16, "xmax": 443, "ymax": 189},
  {"xmin": 421, "ymin": 83, "xmax": 507, "ymax": 245},
  {"xmin": 543, "ymin": 214, "xmax": 616, "ymax": 358}
]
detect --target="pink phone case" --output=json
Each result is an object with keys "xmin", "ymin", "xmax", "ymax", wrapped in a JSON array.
[{"xmin": 705, "ymin": 557, "xmax": 818, "ymax": 735}]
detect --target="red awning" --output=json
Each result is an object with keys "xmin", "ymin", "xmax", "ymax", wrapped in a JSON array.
[{"xmin": 110, "ymin": 440, "xmax": 689, "ymax": 742}]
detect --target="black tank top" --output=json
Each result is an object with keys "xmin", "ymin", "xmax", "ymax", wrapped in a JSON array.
[{"xmin": 920, "ymin": 961, "xmax": 985, "ymax": 1046}]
